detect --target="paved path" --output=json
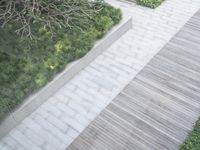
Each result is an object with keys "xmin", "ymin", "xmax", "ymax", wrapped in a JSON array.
[
  {"xmin": 0, "ymin": 0, "xmax": 200, "ymax": 150},
  {"xmin": 67, "ymin": 10, "xmax": 200, "ymax": 150}
]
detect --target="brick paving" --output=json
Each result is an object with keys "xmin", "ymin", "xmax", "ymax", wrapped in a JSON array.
[{"xmin": 0, "ymin": 0, "xmax": 200, "ymax": 149}]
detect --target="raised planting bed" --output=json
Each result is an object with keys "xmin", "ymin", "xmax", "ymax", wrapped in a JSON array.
[
  {"xmin": 136, "ymin": 0, "xmax": 164, "ymax": 8},
  {"xmin": 0, "ymin": 2, "xmax": 132, "ymax": 138}
]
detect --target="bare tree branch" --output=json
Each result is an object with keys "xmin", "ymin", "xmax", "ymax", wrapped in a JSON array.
[{"xmin": 0, "ymin": 0, "xmax": 103, "ymax": 39}]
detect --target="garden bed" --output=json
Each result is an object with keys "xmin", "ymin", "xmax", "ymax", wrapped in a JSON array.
[
  {"xmin": 122, "ymin": 0, "xmax": 164, "ymax": 8},
  {"xmin": 0, "ymin": 1, "xmax": 132, "ymax": 138},
  {"xmin": 0, "ymin": 3, "xmax": 121, "ymax": 123},
  {"xmin": 136, "ymin": 0, "xmax": 164, "ymax": 8}
]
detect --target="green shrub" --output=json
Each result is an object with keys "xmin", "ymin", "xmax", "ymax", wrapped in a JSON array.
[
  {"xmin": 97, "ymin": 4, "xmax": 122, "ymax": 24},
  {"xmin": 180, "ymin": 118, "xmax": 200, "ymax": 150},
  {"xmin": 95, "ymin": 16, "xmax": 114, "ymax": 38},
  {"xmin": 136, "ymin": 0, "xmax": 164, "ymax": 8},
  {"xmin": 35, "ymin": 73, "xmax": 47, "ymax": 87},
  {"xmin": 0, "ymin": 3, "xmax": 122, "ymax": 122}
]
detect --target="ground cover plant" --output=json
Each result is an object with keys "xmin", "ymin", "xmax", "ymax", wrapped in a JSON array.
[
  {"xmin": 180, "ymin": 118, "xmax": 200, "ymax": 150},
  {"xmin": 136, "ymin": 0, "xmax": 164, "ymax": 8},
  {"xmin": 0, "ymin": 0, "xmax": 122, "ymax": 122}
]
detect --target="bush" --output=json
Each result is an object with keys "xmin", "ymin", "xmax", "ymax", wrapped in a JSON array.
[
  {"xmin": 136, "ymin": 0, "xmax": 164, "ymax": 8},
  {"xmin": 0, "ymin": 3, "xmax": 122, "ymax": 122},
  {"xmin": 180, "ymin": 118, "xmax": 200, "ymax": 150}
]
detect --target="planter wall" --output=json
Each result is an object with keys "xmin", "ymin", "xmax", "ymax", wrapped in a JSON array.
[{"xmin": 0, "ymin": 16, "xmax": 132, "ymax": 139}]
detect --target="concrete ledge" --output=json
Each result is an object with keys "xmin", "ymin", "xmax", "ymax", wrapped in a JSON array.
[{"xmin": 0, "ymin": 17, "xmax": 132, "ymax": 139}]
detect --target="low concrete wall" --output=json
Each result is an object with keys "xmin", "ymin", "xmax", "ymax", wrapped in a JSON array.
[{"xmin": 0, "ymin": 17, "xmax": 132, "ymax": 139}]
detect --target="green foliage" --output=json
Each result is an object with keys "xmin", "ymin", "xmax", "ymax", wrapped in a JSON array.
[
  {"xmin": 97, "ymin": 4, "xmax": 122, "ymax": 24},
  {"xmin": 35, "ymin": 73, "xmax": 47, "ymax": 87},
  {"xmin": 136, "ymin": 0, "xmax": 164, "ymax": 8},
  {"xmin": 180, "ymin": 118, "xmax": 200, "ymax": 150},
  {"xmin": 95, "ymin": 16, "xmax": 114, "ymax": 38},
  {"xmin": 0, "ymin": 3, "xmax": 122, "ymax": 122}
]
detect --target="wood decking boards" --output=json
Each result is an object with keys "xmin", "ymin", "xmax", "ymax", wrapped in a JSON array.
[{"xmin": 67, "ymin": 10, "xmax": 200, "ymax": 150}]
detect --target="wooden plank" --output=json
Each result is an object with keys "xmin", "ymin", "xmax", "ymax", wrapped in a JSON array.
[
  {"xmin": 99, "ymin": 110, "xmax": 164, "ymax": 150},
  {"xmin": 163, "ymin": 44, "xmax": 200, "ymax": 64},
  {"xmin": 139, "ymin": 66, "xmax": 200, "ymax": 106},
  {"xmin": 67, "ymin": 9, "xmax": 200, "ymax": 150},
  {"xmin": 71, "ymin": 116, "xmax": 149, "ymax": 150},
  {"xmin": 169, "ymin": 37, "xmax": 200, "ymax": 58},
  {"xmin": 107, "ymin": 103, "xmax": 180, "ymax": 149},
  {"xmin": 159, "ymin": 49, "xmax": 200, "ymax": 74},
  {"xmin": 131, "ymin": 71, "xmax": 200, "ymax": 116},
  {"xmin": 113, "ymin": 94, "xmax": 189, "ymax": 141},
  {"xmin": 126, "ymin": 81, "xmax": 197, "ymax": 128},
  {"xmin": 149, "ymin": 56, "xmax": 200, "ymax": 89},
  {"xmin": 137, "ymin": 73, "xmax": 200, "ymax": 109}
]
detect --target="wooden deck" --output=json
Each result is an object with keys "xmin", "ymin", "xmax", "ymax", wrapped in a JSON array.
[{"xmin": 67, "ymin": 10, "xmax": 200, "ymax": 150}]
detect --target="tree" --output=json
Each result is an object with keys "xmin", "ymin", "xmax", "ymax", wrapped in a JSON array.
[{"xmin": 0, "ymin": 0, "xmax": 103, "ymax": 39}]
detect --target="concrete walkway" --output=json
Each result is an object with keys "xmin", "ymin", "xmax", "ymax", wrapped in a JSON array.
[
  {"xmin": 67, "ymin": 10, "xmax": 200, "ymax": 150},
  {"xmin": 0, "ymin": 0, "xmax": 200, "ymax": 150}
]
